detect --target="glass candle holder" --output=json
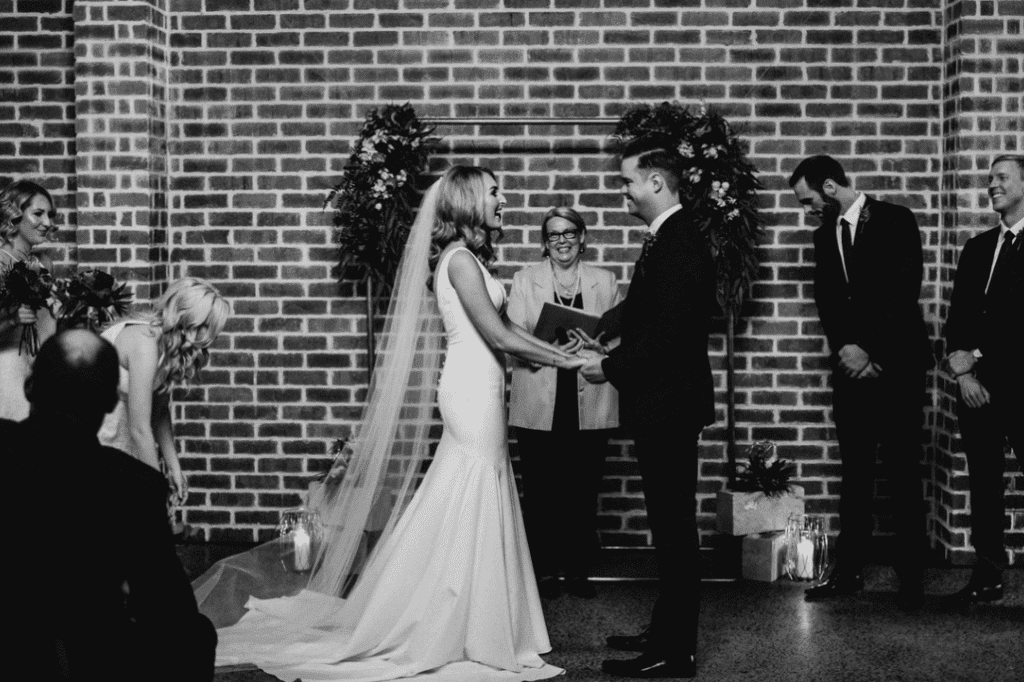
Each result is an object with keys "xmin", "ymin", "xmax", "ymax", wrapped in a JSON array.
[
  {"xmin": 278, "ymin": 508, "xmax": 323, "ymax": 573},
  {"xmin": 784, "ymin": 513, "xmax": 829, "ymax": 582}
]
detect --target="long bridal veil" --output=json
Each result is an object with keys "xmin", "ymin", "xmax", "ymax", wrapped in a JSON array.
[{"xmin": 192, "ymin": 180, "xmax": 445, "ymax": 631}]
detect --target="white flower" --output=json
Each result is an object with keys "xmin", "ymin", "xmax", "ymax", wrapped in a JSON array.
[
  {"xmin": 677, "ymin": 141, "xmax": 695, "ymax": 158},
  {"xmin": 727, "ymin": 208, "xmax": 740, "ymax": 221},
  {"xmin": 703, "ymin": 146, "xmax": 719, "ymax": 159},
  {"xmin": 721, "ymin": 181, "xmax": 730, "ymax": 191},
  {"xmin": 374, "ymin": 202, "xmax": 383, "ymax": 211}
]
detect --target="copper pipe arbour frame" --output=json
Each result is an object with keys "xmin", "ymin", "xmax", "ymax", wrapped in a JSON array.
[{"xmin": 423, "ymin": 117, "xmax": 619, "ymax": 126}]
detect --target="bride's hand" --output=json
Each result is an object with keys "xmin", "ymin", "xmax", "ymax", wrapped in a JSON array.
[{"xmin": 555, "ymin": 354, "xmax": 588, "ymax": 370}]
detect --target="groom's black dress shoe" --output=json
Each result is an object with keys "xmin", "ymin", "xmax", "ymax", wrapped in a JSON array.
[
  {"xmin": 940, "ymin": 582, "xmax": 1003, "ymax": 610},
  {"xmin": 804, "ymin": 573, "xmax": 864, "ymax": 601},
  {"xmin": 606, "ymin": 625, "xmax": 652, "ymax": 651},
  {"xmin": 602, "ymin": 652, "xmax": 696, "ymax": 679}
]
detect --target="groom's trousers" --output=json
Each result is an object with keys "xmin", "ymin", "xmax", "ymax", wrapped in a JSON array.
[{"xmin": 634, "ymin": 422, "xmax": 702, "ymax": 655}]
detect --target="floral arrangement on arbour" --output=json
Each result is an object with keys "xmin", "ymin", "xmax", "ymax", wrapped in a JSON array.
[
  {"xmin": 324, "ymin": 103, "xmax": 438, "ymax": 373},
  {"xmin": 613, "ymin": 101, "xmax": 763, "ymax": 319},
  {"xmin": 614, "ymin": 101, "xmax": 765, "ymax": 484}
]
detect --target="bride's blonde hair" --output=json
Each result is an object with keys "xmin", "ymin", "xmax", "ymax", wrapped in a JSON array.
[
  {"xmin": 428, "ymin": 166, "xmax": 501, "ymax": 288},
  {"xmin": 149, "ymin": 277, "xmax": 230, "ymax": 394}
]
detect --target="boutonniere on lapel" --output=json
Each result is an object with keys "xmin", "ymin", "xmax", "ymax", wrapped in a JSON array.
[
  {"xmin": 855, "ymin": 202, "xmax": 870, "ymax": 244},
  {"xmin": 639, "ymin": 230, "xmax": 658, "ymax": 263}
]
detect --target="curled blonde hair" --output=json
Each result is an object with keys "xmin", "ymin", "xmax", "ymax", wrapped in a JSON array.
[
  {"xmin": 150, "ymin": 277, "xmax": 230, "ymax": 394},
  {"xmin": 0, "ymin": 180, "xmax": 56, "ymax": 244},
  {"xmin": 428, "ymin": 166, "xmax": 501, "ymax": 289}
]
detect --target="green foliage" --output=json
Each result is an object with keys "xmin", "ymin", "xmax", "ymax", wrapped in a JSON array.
[
  {"xmin": 53, "ymin": 269, "xmax": 132, "ymax": 333},
  {"xmin": 325, "ymin": 103, "xmax": 438, "ymax": 297},
  {"xmin": 614, "ymin": 101, "xmax": 765, "ymax": 319},
  {"xmin": 732, "ymin": 440, "xmax": 796, "ymax": 497}
]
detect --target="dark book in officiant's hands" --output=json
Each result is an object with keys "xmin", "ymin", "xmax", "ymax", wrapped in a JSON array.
[{"xmin": 532, "ymin": 300, "xmax": 625, "ymax": 345}]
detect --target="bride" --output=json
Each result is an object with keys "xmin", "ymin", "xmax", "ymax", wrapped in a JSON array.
[{"xmin": 195, "ymin": 166, "xmax": 585, "ymax": 681}]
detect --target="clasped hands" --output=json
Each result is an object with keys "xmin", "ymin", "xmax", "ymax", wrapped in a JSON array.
[
  {"xmin": 553, "ymin": 329, "xmax": 608, "ymax": 384},
  {"xmin": 945, "ymin": 349, "xmax": 990, "ymax": 408},
  {"xmin": 838, "ymin": 344, "xmax": 883, "ymax": 380}
]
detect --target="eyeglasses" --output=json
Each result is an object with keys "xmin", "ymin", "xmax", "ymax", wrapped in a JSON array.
[{"xmin": 545, "ymin": 229, "xmax": 580, "ymax": 243}]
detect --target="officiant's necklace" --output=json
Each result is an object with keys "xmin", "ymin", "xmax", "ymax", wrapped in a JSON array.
[{"xmin": 551, "ymin": 260, "xmax": 581, "ymax": 301}]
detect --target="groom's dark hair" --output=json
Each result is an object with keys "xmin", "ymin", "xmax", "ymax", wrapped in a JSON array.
[
  {"xmin": 621, "ymin": 135, "xmax": 685, "ymax": 194},
  {"xmin": 789, "ymin": 155, "xmax": 850, "ymax": 196}
]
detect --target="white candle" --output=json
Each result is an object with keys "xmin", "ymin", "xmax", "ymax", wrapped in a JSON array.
[
  {"xmin": 796, "ymin": 537, "xmax": 815, "ymax": 579},
  {"xmin": 292, "ymin": 527, "xmax": 311, "ymax": 571}
]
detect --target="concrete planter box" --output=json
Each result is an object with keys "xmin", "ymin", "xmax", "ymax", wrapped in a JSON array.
[
  {"xmin": 741, "ymin": 531, "xmax": 787, "ymax": 582},
  {"xmin": 716, "ymin": 486, "xmax": 804, "ymax": 537}
]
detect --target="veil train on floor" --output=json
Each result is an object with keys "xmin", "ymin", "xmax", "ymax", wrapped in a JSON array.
[{"xmin": 192, "ymin": 182, "xmax": 445, "ymax": 631}]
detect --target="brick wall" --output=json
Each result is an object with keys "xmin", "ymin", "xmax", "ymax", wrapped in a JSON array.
[
  {"xmin": 0, "ymin": 0, "xmax": 76, "ymax": 271},
  {"xmin": 2, "ymin": 0, "xmax": 1020, "ymax": 561}
]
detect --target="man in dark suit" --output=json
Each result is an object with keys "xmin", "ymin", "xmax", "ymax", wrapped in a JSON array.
[
  {"xmin": 1, "ymin": 330, "xmax": 216, "ymax": 681},
  {"xmin": 581, "ymin": 138, "xmax": 716, "ymax": 678},
  {"xmin": 789, "ymin": 155, "xmax": 933, "ymax": 611},
  {"xmin": 941, "ymin": 154, "xmax": 1023, "ymax": 608}
]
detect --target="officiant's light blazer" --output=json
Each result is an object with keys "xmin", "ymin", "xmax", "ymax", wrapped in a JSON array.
[{"xmin": 507, "ymin": 261, "xmax": 621, "ymax": 431}]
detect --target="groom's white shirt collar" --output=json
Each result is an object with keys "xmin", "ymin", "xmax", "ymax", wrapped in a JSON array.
[{"xmin": 648, "ymin": 204, "xmax": 683, "ymax": 236}]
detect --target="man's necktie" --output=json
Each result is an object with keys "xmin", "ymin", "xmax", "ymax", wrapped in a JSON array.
[
  {"xmin": 987, "ymin": 229, "xmax": 1019, "ymax": 297},
  {"xmin": 840, "ymin": 218, "xmax": 854, "ymax": 282}
]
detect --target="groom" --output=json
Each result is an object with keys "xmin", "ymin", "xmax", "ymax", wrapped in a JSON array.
[{"xmin": 581, "ymin": 137, "xmax": 716, "ymax": 678}]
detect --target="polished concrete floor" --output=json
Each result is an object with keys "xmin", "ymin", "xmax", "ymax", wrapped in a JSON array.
[{"xmin": 209, "ymin": 566, "xmax": 1022, "ymax": 682}]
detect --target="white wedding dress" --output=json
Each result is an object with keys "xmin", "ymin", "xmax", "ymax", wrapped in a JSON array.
[{"xmin": 214, "ymin": 246, "xmax": 563, "ymax": 682}]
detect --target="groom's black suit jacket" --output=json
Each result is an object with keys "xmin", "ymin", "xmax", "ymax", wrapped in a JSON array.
[
  {"xmin": 812, "ymin": 196, "xmax": 933, "ymax": 373},
  {"xmin": 602, "ymin": 210, "xmax": 717, "ymax": 432},
  {"xmin": 1, "ymin": 417, "xmax": 216, "ymax": 681}
]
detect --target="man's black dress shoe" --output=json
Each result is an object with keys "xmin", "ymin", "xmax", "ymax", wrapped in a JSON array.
[
  {"xmin": 564, "ymin": 576, "xmax": 597, "ymax": 599},
  {"xmin": 602, "ymin": 652, "xmax": 696, "ymax": 679},
  {"xmin": 940, "ymin": 582, "xmax": 1003, "ymax": 610},
  {"xmin": 606, "ymin": 625, "xmax": 652, "ymax": 651},
  {"xmin": 804, "ymin": 573, "xmax": 864, "ymax": 601}
]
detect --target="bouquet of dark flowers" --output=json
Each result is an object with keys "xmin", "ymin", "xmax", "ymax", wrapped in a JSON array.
[
  {"xmin": 0, "ymin": 260, "xmax": 54, "ymax": 355},
  {"xmin": 732, "ymin": 440, "xmax": 796, "ymax": 498},
  {"xmin": 53, "ymin": 269, "xmax": 132, "ymax": 332}
]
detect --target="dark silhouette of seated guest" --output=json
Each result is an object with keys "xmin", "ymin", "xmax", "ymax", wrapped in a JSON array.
[{"xmin": 0, "ymin": 330, "xmax": 216, "ymax": 681}]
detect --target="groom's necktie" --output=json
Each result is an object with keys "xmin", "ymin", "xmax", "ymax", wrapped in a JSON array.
[
  {"xmin": 986, "ymin": 229, "xmax": 1019, "ymax": 298},
  {"xmin": 840, "ymin": 218, "xmax": 854, "ymax": 283}
]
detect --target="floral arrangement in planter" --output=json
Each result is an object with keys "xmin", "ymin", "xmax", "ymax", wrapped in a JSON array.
[
  {"xmin": 717, "ymin": 441, "xmax": 804, "ymax": 537},
  {"xmin": 325, "ymin": 104, "xmax": 438, "ymax": 373},
  {"xmin": 731, "ymin": 440, "xmax": 796, "ymax": 498}
]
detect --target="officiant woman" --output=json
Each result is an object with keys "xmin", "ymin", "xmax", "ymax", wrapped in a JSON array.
[{"xmin": 508, "ymin": 206, "xmax": 621, "ymax": 599}]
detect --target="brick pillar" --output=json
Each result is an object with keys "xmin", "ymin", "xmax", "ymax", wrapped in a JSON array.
[
  {"xmin": 73, "ymin": 0, "xmax": 169, "ymax": 299},
  {"xmin": 933, "ymin": 0, "xmax": 1023, "ymax": 564}
]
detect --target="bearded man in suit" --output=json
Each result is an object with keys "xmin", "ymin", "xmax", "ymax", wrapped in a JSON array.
[
  {"xmin": 789, "ymin": 155, "xmax": 934, "ymax": 612},
  {"xmin": 581, "ymin": 137, "xmax": 716, "ymax": 678},
  {"xmin": 941, "ymin": 154, "xmax": 1024, "ymax": 608}
]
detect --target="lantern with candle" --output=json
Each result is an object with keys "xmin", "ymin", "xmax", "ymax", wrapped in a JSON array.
[
  {"xmin": 278, "ymin": 508, "xmax": 323, "ymax": 573},
  {"xmin": 783, "ymin": 513, "xmax": 828, "ymax": 582}
]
